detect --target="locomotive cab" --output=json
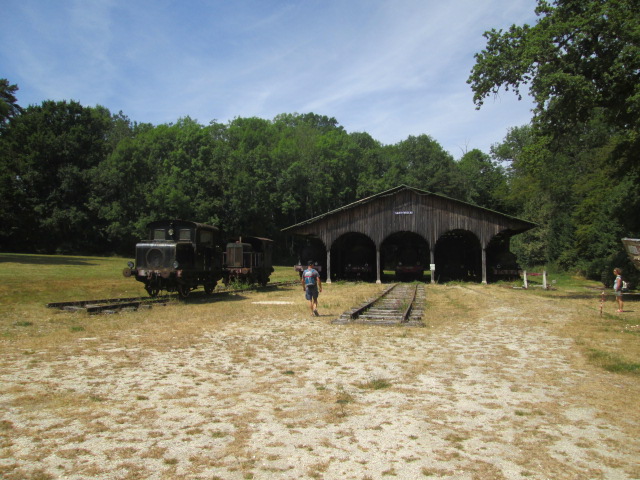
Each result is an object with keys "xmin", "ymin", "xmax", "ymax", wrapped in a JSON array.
[
  {"xmin": 395, "ymin": 248, "xmax": 425, "ymax": 281},
  {"xmin": 224, "ymin": 242, "xmax": 253, "ymax": 269}
]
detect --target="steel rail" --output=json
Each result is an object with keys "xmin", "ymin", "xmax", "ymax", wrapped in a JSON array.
[
  {"xmin": 335, "ymin": 283, "xmax": 425, "ymax": 326},
  {"xmin": 46, "ymin": 281, "xmax": 298, "ymax": 314}
]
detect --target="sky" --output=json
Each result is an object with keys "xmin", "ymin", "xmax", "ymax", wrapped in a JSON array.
[{"xmin": 1, "ymin": 0, "xmax": 539, "ymax": 159}]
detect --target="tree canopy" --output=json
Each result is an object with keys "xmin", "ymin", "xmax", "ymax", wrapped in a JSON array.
[
  {"xmin": 0, "ymin": 79, "xmax": 22, "ymax": 129},
  {"xmin": 469, "ymin": 0, "xmax": 639, "ymax": 280},
  {"xmin": 0, "ymin": 100, "xmax": 494, "ymax": 259},
  {"xmin": 469, "ymin": 0, "xmax": 640, "ymax": 136}
]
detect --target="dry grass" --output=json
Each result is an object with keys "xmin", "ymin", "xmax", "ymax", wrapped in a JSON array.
[{"xmin": 1, "ymin": 255, "xmax": 639, "ymax": 479}]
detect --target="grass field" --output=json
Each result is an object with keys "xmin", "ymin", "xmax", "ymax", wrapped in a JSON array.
[
  {"xmin": 2, "ymin": 253, "xmax": 637, "ymax": 372},
  {"xmin": 1, "ymin": 253, "xmax": 639, "ymax": 479}
]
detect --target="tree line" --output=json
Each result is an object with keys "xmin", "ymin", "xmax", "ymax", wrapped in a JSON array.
[
  {"xmin": 0, "ymin": 102, "xmax": 502, "ymax": 256},
  {"xmin": 1, "ymin": 0, "xmax": 638, "ymax": 284}
]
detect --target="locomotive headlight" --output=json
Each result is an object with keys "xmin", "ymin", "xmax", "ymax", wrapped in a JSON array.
[
  {"xmin": 173, "ymin": 261, "xmax": 180, "ymax": 269},
  {"xmin": 127, "ymin": 261, "xmax": 134, "ymax": 269}
]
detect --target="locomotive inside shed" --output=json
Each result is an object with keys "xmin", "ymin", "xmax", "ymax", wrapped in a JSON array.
[
  {"xmin": 330, "ymin": 232, "xmax": 376, "ymax": 281},
  {"xmin": 381, "ymin": 231, "xmax": 430, "ymax": 281}
]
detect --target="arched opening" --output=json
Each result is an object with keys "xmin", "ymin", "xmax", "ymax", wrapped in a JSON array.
[
  {"xmin": 331, "ymin": 232, "xmax": 376, "ymax": 281},
  {"xmin": 434, "ymin": 230, "xmax": 481, "ymax": 282},
  {"xmin": 381, "ymin": 231, "xmax": 429, "ymax": 282},
  {"xmin": 293, "ymin": 236, "xmax": 327, "ymax": 280},
  {"xmin": 486, "ymin": 233, "xmax": 521, "ymax": 281}
]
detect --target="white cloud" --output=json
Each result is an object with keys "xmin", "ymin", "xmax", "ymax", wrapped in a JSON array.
[{"xmin": 0, "ymin": 0, "xmax": 539, "ymax": 156}]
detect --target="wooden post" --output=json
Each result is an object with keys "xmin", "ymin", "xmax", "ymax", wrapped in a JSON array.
[
  {"xmin": 430, "ymin": 248, "xmax": 435, "ymax": 284},
  {"xmin": 523, "ymin": 270, "xmax": 528, "ymax": 289},
  {"xmin": 376, "ymin": 249, "xmax": 381, "ymax": 284},
  {"xmin": 326, "ymin": 250, "xmax": 331, "ymax": 284},
  {"xmin": 543, "ymin": 270, "xmax": 547, "ymax": 289},
  {"xmin": 481, "ymin": 248, "xmax": 487, "ymax": 284}
]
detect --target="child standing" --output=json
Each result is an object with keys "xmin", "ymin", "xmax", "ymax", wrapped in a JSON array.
[{"xmin": 613, "ymin": 268, "xmax": 624, "ymax": 313}]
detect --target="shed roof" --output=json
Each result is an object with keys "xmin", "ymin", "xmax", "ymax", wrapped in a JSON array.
[{"xmin": 282, "ymin": 185, "xmax": 536, "ymax": 233}]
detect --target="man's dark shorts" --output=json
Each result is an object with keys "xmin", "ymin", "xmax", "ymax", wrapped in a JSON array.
[{"xmin": 305, "ymin": 285, "xmax": 319, "ymax": 301}]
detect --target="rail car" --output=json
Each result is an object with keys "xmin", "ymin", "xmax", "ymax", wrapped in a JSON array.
[
  {"xmin": 487, "ymin": 250, "xmax": 521, "ymax": 281},
  {"xmin": 294, "ymin": 244, "xmax": 324, "ymax": 278},
  {"xmin": 123, "ymin": 220, "xmax": 222, "ymax": 298},
  {"xmin": 343, "ymin": 244, "xmax": 375, "ymax": 280},
  {"xmin": 222, "ymin": 236, "xmax": 274, "ymax": 286},
  {"xmin": 395, "ymin": 248, "xmax": 425, "ymax": 281}
]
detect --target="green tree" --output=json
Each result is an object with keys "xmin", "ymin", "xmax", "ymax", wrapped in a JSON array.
[
  {"xmin": 389, "ymin": 135, "xmax": 464, "ymax": 198},
  {"xmin": 0, "ymin": 79, "xmax": 22, "ymax": 129},
  {"xmin": 0, "ymin": 100, "xmax": 112, "ymax": 252},
  {"xmin": 221, "ymin": 116, "xmax": 279, "ymax": 237},
  {"xmin": 272, "ymin": 113, "xmax": 355, "ymax": 223},
  {"xmin": 457, "ymin": 149, "xmax": 508, "ymax": 211},
  {"xmin": 89, "ymin": 117, "xmax": 225, "ymax": 252},
  {"xmin": 468, "ymin": 0, "xmax": 640, "ymax": 139},
  {"xmin": 470, "ymin": 0, "xmax": 640, "ymax": 277}
]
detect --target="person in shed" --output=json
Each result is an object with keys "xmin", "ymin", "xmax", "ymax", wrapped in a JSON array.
[{"xmin": 301, "ymin": 260, "xmax": 322, "ymax": 316}]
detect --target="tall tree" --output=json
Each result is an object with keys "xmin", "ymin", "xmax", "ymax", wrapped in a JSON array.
[
  {"xmin": 468, "ymin": 0, "xmax": 640, "ymax": 141},
  {"xmin": 457, "ymin": 149, "xmax": 508, "ymax": 212},
  {"xmin": 389, "ymin": 135, "xmax": 464, "ymax": 198},
  {"xmin": 0, "ymin": 100, "xmax": 112, "ymax": 252},
  {"xmin": 0, "ymin": 79, "xmax": 22, "ymax": 129},
  {"xmin": 470, "ymin": 0, "xmax": 640, "ymax": 278}
]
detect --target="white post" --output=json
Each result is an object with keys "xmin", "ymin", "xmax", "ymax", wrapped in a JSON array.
[
  {"xmin": 523, "ymin": 270, "xmax": 528, "ymax": 289},
  {"xmin": 481, "ymin": 248, "xmax": 487, "ymax": 285},
  {"xmin": 543, "ymin": 270, "xmax": 547, "ymax": 289},
  {"xmin": 430, "ymin": 249, "xmax": 435, "ymax": 284}
]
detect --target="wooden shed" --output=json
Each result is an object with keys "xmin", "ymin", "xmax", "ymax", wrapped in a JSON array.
[{"xmin": 282, "ymin": 185, "xmax": 535, "ymax": 284}]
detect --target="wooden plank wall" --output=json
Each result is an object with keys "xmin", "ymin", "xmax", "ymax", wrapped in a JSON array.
[{"xmin": 287, "ymin": 190, "xmax": 531, "ymax": 250}]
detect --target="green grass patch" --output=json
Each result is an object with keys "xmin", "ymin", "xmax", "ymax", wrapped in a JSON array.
[
  {"xmin": 0, "ymin": 253, "xmax": 297, "ymax": 306},
  {"xmin": 13, "ymin": 321, "xmax": 33, "ymax": 327},
  {"xmin": 0, "ymin": 253, "xmax": 148, "ymax": 308},
  {"xmin": 587, "ymin": 348, "xmax": 640, "ymax": 374}
]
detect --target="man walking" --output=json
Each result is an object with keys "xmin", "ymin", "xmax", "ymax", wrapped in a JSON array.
[{"xmin": 302, "ymin": 260, "xmax": 322, "ymax": 316}]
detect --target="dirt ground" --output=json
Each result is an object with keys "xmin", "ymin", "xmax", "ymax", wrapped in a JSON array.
[{"xmin": 1, "ymin": 283, "xmax": 639, "ymax": 480}]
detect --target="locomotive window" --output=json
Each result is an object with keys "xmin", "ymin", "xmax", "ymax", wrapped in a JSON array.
[
  {"xmin": 179, "ymin": 229, "xmax": 192, "ymax": 241},
  {"xmin": 153, "ymin": 229, "xmax": 165, "ymax": 240},
  {"xmin": 199, "ymin": 231, "xmax": 213, "ymax": 244}
]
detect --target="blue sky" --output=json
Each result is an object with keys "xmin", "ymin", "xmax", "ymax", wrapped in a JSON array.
[{"xmin": 1, "ymin": 0, "xmax": 539, "ymax": 158}]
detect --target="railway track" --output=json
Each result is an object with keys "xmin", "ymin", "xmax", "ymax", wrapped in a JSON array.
[
  {"xmin": 46, "ymin": 281, "xmax": 298, "ymax": 314},
  {"xmin": 46, "ymin": 296, "xmax": 172, "ymax": 314},
  {"xmin": 333, "ymin": 283, "xmax": 426, "ymax": 326}
]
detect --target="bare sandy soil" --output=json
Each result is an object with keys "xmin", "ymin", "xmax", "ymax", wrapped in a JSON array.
[{"xmin": 1, "ymin": 284, "xmax": 639, "ymax": 480}]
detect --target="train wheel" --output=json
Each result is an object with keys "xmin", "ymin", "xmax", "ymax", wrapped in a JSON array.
[
  {"xmin": 146, "ymin": 286, "xmax": 160, "ymax": 297},
  {"xmin": 178, "ymin": 284, "xmax": 191, "ymax": 298},
  {"xmin": 204, "ymin": 283, "xmax": 215, "ymax": 294}
]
